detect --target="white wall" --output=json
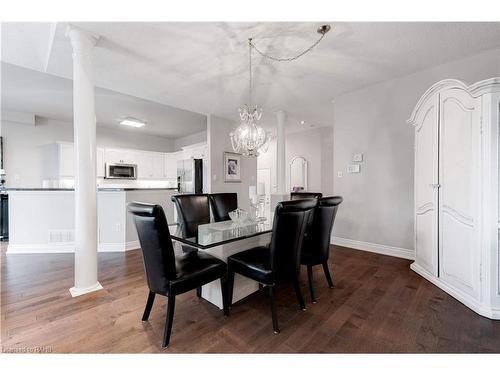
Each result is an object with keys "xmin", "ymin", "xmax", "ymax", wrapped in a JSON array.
[
  {"xmin": 257, "ymin": 126, "xmax": 334, "ymax": 195},
  {"xmin": 1, "ymin": 117, "xmax": 175, "ymax": 188},
  {"xmin": 333, "ymin": 48, "xmax": 500, "ymax": 251},
  {"xmin": 207, "ymin": 114, "xmax": 257, "ymax": 212}
]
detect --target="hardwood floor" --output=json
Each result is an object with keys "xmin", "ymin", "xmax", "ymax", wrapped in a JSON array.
[{"xmin": 2, "ymin": 243, "xmax": 500, "ymax": 353}]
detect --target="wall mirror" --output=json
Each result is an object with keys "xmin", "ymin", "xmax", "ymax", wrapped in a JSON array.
[{"xmin": 289, "ymin": 156, "xmax": 308, "ymax": 191}]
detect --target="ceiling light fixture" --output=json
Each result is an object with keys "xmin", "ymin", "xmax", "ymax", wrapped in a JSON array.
[
  {"xmin": 230, "ymin": 24, "xmax": 331, "ymax": 157},
  {"xmin": 120, "ymin": 118, "xmax": 146, "ymax": 128}
]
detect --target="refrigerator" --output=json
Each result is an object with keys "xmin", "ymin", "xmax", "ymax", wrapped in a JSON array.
[{"xmin": 177, "ymin": 158, "xmax": 203, "ymax": 194}]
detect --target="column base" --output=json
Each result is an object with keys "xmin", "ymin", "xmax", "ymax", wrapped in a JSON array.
[{"xmin": 69, "ymin": 282, "xmax": 103, "ymax": 297}]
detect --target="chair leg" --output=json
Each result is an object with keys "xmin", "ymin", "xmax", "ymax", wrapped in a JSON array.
[
  {"xmin": 292, "ymin": 277, "xmax": 306, "ymax": 311},
  {"xmin": 162, "ymin": 295, "xmax": 176, "ymax": 348},
  {"xmin": 322, "ymin": 261, "xmax": 335, "ymax": 289},
  {"xmin": 227, "ymin": 267, "xmax": 235, "ymax": 308},
  {"xmin": 196, "ymin": 286, "xmax": 202, "ymax": 298},
  {"xmin": 269, "ymin": 285, "xmax": 280, "ymax": 334},
  {"xmin": 220, "ymin": 277, "xmax": 230, "ymax": 316},
  {"xmin": 307, "ymin": 265, "xmax": 317, "ymax": 303},
  {"xmin": 142, "ymin": 291, "xmax": 156, "ymax": 321}
]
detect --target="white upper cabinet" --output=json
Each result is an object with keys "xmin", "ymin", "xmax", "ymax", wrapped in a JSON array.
[
  {"xmin": 58, "ymin": 143, "xmax": 75, "ymax": 177},
  {"xmin": 96, "ymin": 147, "xmax": 105, "ymax": 177},
  {"xmin": 104, "ymin": 148, "xmax": 137, "ymax": 165},
  {"xmin": 45, "ymin": 143, "xmax": 189, "ymax": 181},
  {"xmin": 151, "ymin": 152, "xmax": 165, "ymax": 179},
  {"xmin": 164, "ymin": 152, "xmax": 178, "ymax": 180}
]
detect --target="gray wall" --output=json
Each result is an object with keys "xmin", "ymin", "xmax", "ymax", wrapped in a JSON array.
[
  {"xmin": 1, "ymin": 117, "xmax": 175, "ymax": 188},
  {"xmin": 257, "ymin": 126, "xmax": 334, "ymax": 195},
  {"xmin": 207, "ymin": 114, "xmax": 257, "ymax": 212},
  {"xmin": 333, "ymin": 48, "xmax": 500, "ymax": 250}
]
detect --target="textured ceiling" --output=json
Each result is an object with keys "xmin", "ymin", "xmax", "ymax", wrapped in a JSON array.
[{"xmin": 2, "ymin": 22, "xmax": 500, "ymax": 129}]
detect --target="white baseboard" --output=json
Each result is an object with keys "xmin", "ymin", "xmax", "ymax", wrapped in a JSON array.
[
  {"xmin": 7, "ymin": 241, "xmax": 140, "ymax": 254},
  {"xmin": 410, "ymin": 262, "xmax": 500, "ymax": 320},
  {"xmin": 98, "ymin": 241, "xmax": 140, "ymax": 252},
  {"xmin": 331, "ymin": 236, "xmax": 415, "ymax": 260}
]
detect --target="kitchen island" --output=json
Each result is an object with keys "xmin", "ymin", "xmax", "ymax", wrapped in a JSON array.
[{"xmin": 6, "ymin": 188, "xmax": 178, "ymax": 253}]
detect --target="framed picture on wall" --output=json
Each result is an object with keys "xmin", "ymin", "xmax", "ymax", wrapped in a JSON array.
[{"xmin": 223, "ymin": 152, "xmax": 241, "ymax": 182}]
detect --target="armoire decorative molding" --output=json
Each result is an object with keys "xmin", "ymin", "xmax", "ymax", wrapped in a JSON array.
[{"xmin": 408, "ymin": 77, "xmax": 500, "ymax": 319}]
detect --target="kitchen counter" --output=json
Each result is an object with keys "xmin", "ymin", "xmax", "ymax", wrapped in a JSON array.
[{"xmin": 6, "ymin": 188, "xmax": 179, "ymax": 254}]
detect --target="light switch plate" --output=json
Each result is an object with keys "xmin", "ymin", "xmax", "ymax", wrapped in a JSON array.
[
  {"xmin": 353, "ymin": 153, "xmax": 363, "ymax": 162},
  {"xmin": 337, "ymin": 171, "xmax": 343, "ymax": 178},
  {"xmin": 347, "ymin": 164, "xmax": 361, "ymax": 173}
]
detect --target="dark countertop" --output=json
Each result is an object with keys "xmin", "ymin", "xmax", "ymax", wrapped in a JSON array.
[{"xmin": 3, "ymin": 188, "xmax": 178, "ymax": 192}]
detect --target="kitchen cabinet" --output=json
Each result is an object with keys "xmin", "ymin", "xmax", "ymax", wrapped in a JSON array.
[
  {"xmin": 164, "ymin": 152, "xmax": 178, "ymax": 180},
  {"xmin": 97, "ymin": 147, "xmax": 105, "ymax": 177},
  {"xmin": 59, "ymin": 143, "xmax": 74, "ymax": 177},
  {"xmin": 151, "ymin": 152, "xmax": 165, "ymax": 179},
  {"xmin": 104, "ymin": 148, "xmax": 137, "ymax": 165}
]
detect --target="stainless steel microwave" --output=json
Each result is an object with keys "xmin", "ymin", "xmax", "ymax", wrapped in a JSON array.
[{"xmin": 105, "ymin": 163, "xmax": 137, "ymax": 179}]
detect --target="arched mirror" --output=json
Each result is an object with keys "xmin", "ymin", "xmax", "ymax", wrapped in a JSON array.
[{"xmin": 289, "ymin": 156, "xmax": 308, "ymax": 192}]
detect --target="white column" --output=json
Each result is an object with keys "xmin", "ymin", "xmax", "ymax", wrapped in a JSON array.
[
  {"xmin": 271, "ymin": 110, "xmax": 289, "ymax": 209},
  {"xmin": 276, "ymin": 110, "xmax": 287, "ymax": 194},
  {"xmin": 67, "ymin": 26, "xmax": 102, "ymax": 297}
]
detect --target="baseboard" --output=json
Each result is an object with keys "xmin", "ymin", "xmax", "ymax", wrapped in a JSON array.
[
  {"xmin": 98, "ymin": 241, "xmax": 140, "ymax": 252},
  {"xmin": 410, "ymin": 262, "xmax": 500, "ymax": 320},
  {"xmin": 331, "ymin": 236, "xmax": 415, "ymax": 260},
  {"xmin": 7, "ymin": 241, "xmax": 140, "ymax": 254}
]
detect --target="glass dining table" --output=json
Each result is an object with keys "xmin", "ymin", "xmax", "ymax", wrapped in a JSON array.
[
  {"xmin": 168, "ymin": 217, "xmax": 273, "ymax": 309},
  {"xmin": 168, "ymin": 218, "xmax": 273, "ymax": 249}
]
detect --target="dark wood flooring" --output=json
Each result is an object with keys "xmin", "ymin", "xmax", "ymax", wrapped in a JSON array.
[{"xmin": 2, "ymin": 243, "xmax": 500, "ymax": 353}]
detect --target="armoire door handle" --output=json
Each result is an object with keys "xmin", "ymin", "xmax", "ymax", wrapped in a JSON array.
[{"xmin": 429, "ymin": 183, "xmax": 441, "ymax": 189}]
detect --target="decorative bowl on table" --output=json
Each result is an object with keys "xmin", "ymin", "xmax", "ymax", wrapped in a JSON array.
[{"xmin": 229, "ymin": 208, "xmax": 249, "ymax": 224}]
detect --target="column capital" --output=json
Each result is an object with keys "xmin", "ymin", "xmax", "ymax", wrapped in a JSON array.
[{"xmin": 66, "ymin": 24, "xmax": 99, "ymax": 55}]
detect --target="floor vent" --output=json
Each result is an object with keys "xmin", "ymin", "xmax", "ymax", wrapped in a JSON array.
[{"xmin": 48, "ymin": 230, "xmax": 74, "ymax": 244}]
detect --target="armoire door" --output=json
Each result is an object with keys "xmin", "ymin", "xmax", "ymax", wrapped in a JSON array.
[
  {"xmin": 414, "ymin": 95, "xmax": 439, "ymax": 276},
  {"xmin": 438, "ymin": 88, "xmax": 481, "ymax": 298}
]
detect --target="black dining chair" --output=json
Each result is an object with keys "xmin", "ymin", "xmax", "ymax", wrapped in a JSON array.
[
  {"xmin": 227, "ymin": 199, "xmax": 317, "ymax": 334},
  {"xmin": 171, "ymin": 194, "xmax": 210, "ymax": 238},
  {"xmin": 208, "ymin": 193, "xmax": 238, "ymax": 222},
  {"xmin": 171, "ymin": 194, "xmax": 212, "ymax": 296},
  {"xmin": 290, "ymin": 192, "xmax": 323, "ymax": 200},
  {"xmin": 300, "ymin": 196, "xmax": 343, "ymax": 303},
  {"xmin": 128, "ymin": 202, "xmax": 229, "ymax": 348}
]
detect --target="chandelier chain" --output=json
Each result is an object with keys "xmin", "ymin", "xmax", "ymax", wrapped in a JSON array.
[{"xmin": 249, "ymin": 32, "xmax": 326, "ymax": 62}]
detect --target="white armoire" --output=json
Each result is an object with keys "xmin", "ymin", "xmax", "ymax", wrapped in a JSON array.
[{"xmin": 408, "ymin": 78, "xmax": 500, "ymax": 319}]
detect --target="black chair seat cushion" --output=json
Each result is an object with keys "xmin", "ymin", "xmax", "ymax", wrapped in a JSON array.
[
  {"xmin": 169, "ymin": 252, "xmax": 226, "ymax": 295},
  {"xmin": 227, "ymin": 246, "xmax": 273, "ymax": 284}
]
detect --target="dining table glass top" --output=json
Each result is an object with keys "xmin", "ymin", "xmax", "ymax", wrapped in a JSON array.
[{"xmin": 168, "ymin": 217, "xmax": 273, "ymax": 249}]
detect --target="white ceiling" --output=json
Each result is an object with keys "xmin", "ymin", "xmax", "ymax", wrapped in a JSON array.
[
  {"xmin": 1, "ymin": 63, "xmax": 207, "ymax": 138},
  {"xmin": 2, "ymin": 22, "xmax": 500, "ymax": 128}
]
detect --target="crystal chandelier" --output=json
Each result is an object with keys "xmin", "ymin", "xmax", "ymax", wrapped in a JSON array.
[
  {"xmin": 230, "ymin": 39, "xmax": 269, "ymax": 157},
  {"xmin": 230, "ymin": 25, "xmax": 331, "ymax": 157}
]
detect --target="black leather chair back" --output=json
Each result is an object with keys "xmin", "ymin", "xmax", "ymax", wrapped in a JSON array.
[
  {"xmin": 269, "ymin": 199, "xmax": 317, "ymax": 283},
  {"xmin": 305, "ymin": 196, "xmax": 343, "ymax": 262},
  {"xmin": 208, "ymin": 193, "xmax": 238, "ymax": 222},
  {"xmin": 128, "ymin": 202, "xmax": 176, "ymax": 294},
  {"xmin": 290, "ymin": 192, "xmax": 323, "ymax": 200},
  {"xmin": 171, "ymin": 194, "xmax": 210, "ymax": 237}
]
